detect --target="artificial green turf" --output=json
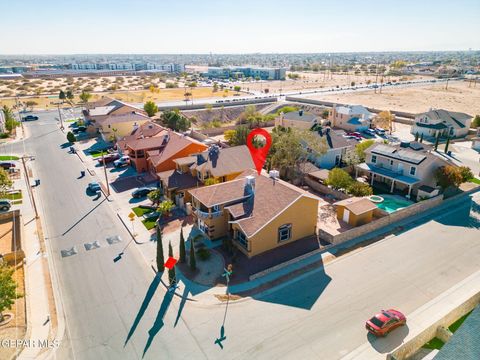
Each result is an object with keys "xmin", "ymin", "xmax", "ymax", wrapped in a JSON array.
[
  {"xmin": 142, "ymin": 218, "xmax": 157, "ymax": 230},
  {"xmin": 132, "ymin": 206, "xmax": 153, "ymax": 217},
  {"xmin": 90, "ymin": 151, "xmax": 109, "ymax": 158},
  {"xmin": 448, "ymin": 310, "xmax": 473, "ymax": 333},
  {"xmin": 5, "ymin": 192, "xmax": 22, "ymax": 200},
  {"xmin": 0, "ymin": 155, "xmax": 20, "ymax": 160},
  {"xmin": 422, "ymin": 337, "xmax": 445, "ymax": 350},
  {"xmin": 469, "ymin": 178, "xmax": 480, "ymax": 185}
]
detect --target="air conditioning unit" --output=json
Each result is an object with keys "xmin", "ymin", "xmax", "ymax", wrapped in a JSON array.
[{"xmin": 269, "ymin": 170, "xmax": 279, "ymax": 179}]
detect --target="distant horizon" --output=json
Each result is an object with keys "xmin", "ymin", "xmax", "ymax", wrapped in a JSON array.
[
  {"xmin": 2, "ymin": 0, "xmax": 479, "ymax": 54},
  {"xmin": 1, "ymin": 49, "xmax": 478, "ymax": 57}
]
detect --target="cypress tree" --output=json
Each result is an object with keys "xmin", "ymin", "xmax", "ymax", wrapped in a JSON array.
[
  {"xmin": 156, "ymin": 221, "xmax": 164, "ymax": 273},
  {"xmin": 434, "ymin": 132, "xmax": 440, "ymax": 151},
  {"xmin": 179, "ymin": 227, "xmax": 186, "ymax": 263},
  {"xmin": 189, "ymin": 236, "xmax": 196, "ymax": 271},
  {"xmin": 420, "ymin": 133, "xmax": 424, "ymax": 143},
  {"xmin": 168, "ymin": 241, "xmax": 176, "ymax": 285},
  {"xmin": 415, "ymin": 132, "xmax": 419, "ymax": 141},
  {"xmin": 445, "ymin": 137, "xmax": 450, "ymax": 153}
]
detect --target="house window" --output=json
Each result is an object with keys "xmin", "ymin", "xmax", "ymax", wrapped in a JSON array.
[
  {"xmin": 410, "ymin": 166, "xmax": 416, "ymax": 176},
  {"xmin": 278, "ymin": 224, "xmax": 292, "ymax": 242},
  {"xmin": 371, "ymin": 155, "xmax": 377, "ymax": 164},
  {"xmin": 236, "ymin": 230, "xmax": 248, "ymax": 250}
]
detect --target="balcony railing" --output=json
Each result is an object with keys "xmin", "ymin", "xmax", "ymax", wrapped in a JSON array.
[{"xmin": 196, "ymin": 209, "xmax": 223, "ymax": 219}]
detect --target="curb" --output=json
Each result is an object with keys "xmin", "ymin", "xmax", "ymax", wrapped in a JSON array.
[{"xmin": 116, "ymin": 213, "xmax": 149, "ymax": 245}]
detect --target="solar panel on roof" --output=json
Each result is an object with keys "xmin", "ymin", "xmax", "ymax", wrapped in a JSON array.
[
  {"xmin": 372, "ymin": 144, "xmax": 397, "ymax": 155},
  {"xmin": 409, "ymin": 142, "xmax": 424, "ymax": 151},
  {"xmin": 397, "ymin": 150, "xmax": 426, "ymax": 163}
]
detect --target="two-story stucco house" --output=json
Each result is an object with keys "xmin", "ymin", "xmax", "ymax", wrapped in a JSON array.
[
  {"xmin": 116, "ymin": 121, "xmax": 207, "ymax": 173},
  {"xmin": 275, "ymin": 110, "xmax": 318, "ymax": 130},
  {"xmin": 83, "ymin": 97, "xmax": 149, "ymax": 140},
  {"xmin": 188, "ymin": 169, "xmax": 319, "ymax": 258},
  {"xmin": 356, "ymin": 141, "xmax": 455, "ymax": 197},
  {"xmin": 330, "ymin": 104, "xmax": 374, "ymax": 132},
  {"xmin": 411, "ymin": 109, "xmax": 472, "ymax": 139},
  {"xmin": 157, "ymin": 145, "xmax": 255, "ymax": 208},
  {"xmin": 309, "ymin": 127, "xmax": 357, "ymax": 169}
]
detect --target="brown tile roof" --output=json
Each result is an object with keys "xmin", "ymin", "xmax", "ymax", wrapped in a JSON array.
[
  {"xmin": 174, "ymin": 156, "xmax": 197, "ymax": 166},
  {"xmin": 334, "ymin": 197, "xmax": 377, "ymax": 215},
  {"xmin": 189, "ymin": 169, "xmax": 318, "ymax": 237},
  {"xmin": 189, "ymin": 145, "xmax": 255, "ymax": 178},
  {"xmin": 147, "ymin": 133, "xmax": 206, "ymax": 167},
  {"xmin": 157, "ymin": 169, "xmax": 200, "ymax": 190}
]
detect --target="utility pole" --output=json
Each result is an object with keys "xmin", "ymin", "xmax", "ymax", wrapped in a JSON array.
[
  {"xmin": 445, "ymin": 78, "xmax": 449, "ymax": 90},
  {"xmin": 57, "ymin": 103, "xmax": 64, "ymax": 130},
  {"xmin": 101, "ymin": 152, "xmax": 111, "ymax": 197},
  {"xmin": 374, "ymin": 61, "xmax": 379, "ymax": 94},
  {"xmin": 21, "ymin": 156, "xmax": 39, "ymax": 219}
]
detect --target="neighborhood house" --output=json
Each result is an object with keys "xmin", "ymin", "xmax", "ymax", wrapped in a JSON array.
[
  {"xmin": 330, "ymin": 104, "xmax": 374, "ymax": 132},
  {"xmin": 275, "ymin": 110, "xmax": 318, "ymax": 130},
  {"xmin": 188, "ymin": 169, "xmax": 319, "ymax": 258},
  {"xmin": 309, "ymin": 127, "xmax": 356, "ymax": 169},
  {"xmin": 157, "ymin": 145, "xmax": 255, "ymax": 207},
  {"xmin": 116, "ymin": 121, "xmax": 207, "ymax": 173},
  {"xmin": 411, "ymin": 108, "xmax": 472, "ymax": 139},
  {"xmin": 356, "ymin": 141, "xmax": 455, "ymax": 197}
]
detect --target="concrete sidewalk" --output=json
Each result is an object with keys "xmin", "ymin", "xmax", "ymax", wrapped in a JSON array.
[
  {"xmin": 15, "ymin": 159, "xmax": 53, "ymax": 360},
  {"xmin": 342, "ymin": 270, "xmax": 480, "ymax": 360}
]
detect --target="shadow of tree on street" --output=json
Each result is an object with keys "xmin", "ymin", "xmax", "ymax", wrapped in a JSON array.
[
  {"xmin": 124, "ymin": 274, "xmax": 161, "ymax": 346},
  {"xmin": 142, "ymin": 291, "xmax": 174, "ymax": 358},
  {"xmin": 174, "ymin": 284, "xmax": 189, "ymax": 327}
]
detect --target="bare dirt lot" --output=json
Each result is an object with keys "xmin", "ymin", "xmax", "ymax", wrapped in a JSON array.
[
  {"xmin": 0, "ymin": 87, "xmax": 242, "ymax": 110},
  {"xmin": 305, "ymin": 81, "xmax": 480, "ymax": 115},
  {"xmin": 235, "ymin": 72, "xmax": 433, "ymax": 93}
]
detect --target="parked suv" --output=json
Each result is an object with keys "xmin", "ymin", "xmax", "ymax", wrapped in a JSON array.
[
  {"xmin": 113, "ymin": 156, "xmax": 130, "ymax": 168},
  {"xmin": 23, "ymin": 115, "xmax": 39, "ymax": 121},
  {"xmin": 0, "ymin": 162, "xmax": 16, "ymax": 170},
  {"xmin": 0, "ymin": 199, "xmax": 12, "ymax": 212}
]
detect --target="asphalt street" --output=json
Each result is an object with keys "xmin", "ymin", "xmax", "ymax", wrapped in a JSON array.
[{"xmin": 2, "ymin": 109, "xmax": 479, "ymax": 360}]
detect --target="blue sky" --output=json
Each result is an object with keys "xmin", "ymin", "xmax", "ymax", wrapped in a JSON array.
[{"xmin": 2, "ymin": 0, "xmax": 479, "ymax": 54}]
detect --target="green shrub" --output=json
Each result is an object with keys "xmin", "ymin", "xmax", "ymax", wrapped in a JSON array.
[{"xmin": 348, "ymin": 182, "xmax": 373, "ymax": 196}]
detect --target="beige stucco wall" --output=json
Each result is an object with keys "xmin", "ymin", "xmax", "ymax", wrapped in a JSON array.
[{"xmin": 233, "ymin": 195, "xmax": 318, "ymax": 258}]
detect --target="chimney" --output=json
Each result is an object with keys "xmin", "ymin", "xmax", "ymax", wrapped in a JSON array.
[{"xmin": 245, "ymin": 175, "xmax": 255, "ymax": 194}]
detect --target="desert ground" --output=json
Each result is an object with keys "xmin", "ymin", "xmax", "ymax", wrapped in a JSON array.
[
  {"xmin": 0, "ymin": 86, "xmax": 241, "ymax": 110},
  {"xmin": 304, "ymin": 80, "xmax": 480, "ymax": 116},
  {"xmin": 233, "ymin": 71, "xmax": 434, "ymax": 93}
]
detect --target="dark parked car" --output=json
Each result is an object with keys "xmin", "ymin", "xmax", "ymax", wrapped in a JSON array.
[
  {"xmin": 23, "ymin": 115, "xmax": 39, "ymax": 121},
  {"xmin": 0, "ymin": 162, "xmax": 16, "ymax": 170},
  {"xmin": 131, "ymin": 187, "xmax": 156, "ymax": 199},
  {"xmin": 0, "ymin": 199, "xmax": 12, "ymax": 212},
  {"xmin": 87, "ymin": 182, "xmax": 101, "ymax": 193}
]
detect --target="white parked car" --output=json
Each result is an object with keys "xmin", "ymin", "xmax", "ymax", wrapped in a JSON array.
[{"xmin": 113, "ymin": 156, "xmax": 130, "ymax": 168}]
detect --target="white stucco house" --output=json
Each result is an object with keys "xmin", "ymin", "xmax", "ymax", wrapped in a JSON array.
[{"xmin": 411, "ymin": 109, "xmax": 472, "ymax": 139}]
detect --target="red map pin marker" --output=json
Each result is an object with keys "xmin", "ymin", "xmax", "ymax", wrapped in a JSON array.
[{"xmin": 246, "ymin": 128, "xmax": 272, "ymax": 174}]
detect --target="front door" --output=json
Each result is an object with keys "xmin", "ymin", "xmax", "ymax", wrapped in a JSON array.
[{"xmin": 343, "ymin": 209, "xmax": 350, "ymax": 223}]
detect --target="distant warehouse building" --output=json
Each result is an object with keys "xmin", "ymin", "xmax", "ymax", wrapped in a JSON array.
[{"xmin": 205, "ymin": 66, "xmax": 286, "ymax": 80}]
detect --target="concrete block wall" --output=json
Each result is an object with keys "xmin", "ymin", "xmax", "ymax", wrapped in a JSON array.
[{"xmin": 304, "ymin": 176, "xmax": 351, "ymax": 200}]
